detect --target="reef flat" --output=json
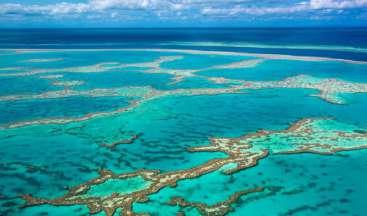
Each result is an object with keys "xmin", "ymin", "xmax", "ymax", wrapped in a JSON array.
[
  {"xmin": 19, "ymin": 118, "xmax": 367, "ymax": 215},
  {"xmin": 1, "ymin": 73, "xmax": 366, "ymax": 129},
  {"xmin": 1, "ymin": 48, "xmax": 367, "ymax": 216}
]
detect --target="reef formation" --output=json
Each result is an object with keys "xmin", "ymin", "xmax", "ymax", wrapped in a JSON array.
[
  {"xmin": 1, "ymin": 49, "xmax": 367, "ymax": 215},
  {"xmin": 21, "ymin": 118, "xmax": 367, "ymax": 215}
]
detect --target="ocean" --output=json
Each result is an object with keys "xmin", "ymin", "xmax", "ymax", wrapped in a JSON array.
[{"xmin": 0, "ymin": 28, "xmax": 367, "ymax": 215}]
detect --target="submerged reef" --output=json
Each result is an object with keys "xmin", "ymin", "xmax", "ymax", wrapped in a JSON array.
[
  {"xmin": 0, "ymin": 85, "xmax": 244, "ymax": 128},
  {"xmin": 1, "ymin": 49, "xmax": 367, "ymax": 102},
  {"xmin": 4, "ymin": 48, "xmax": 366, "ymax": 85},
  {"xmin": 39, "ymin": 74, "xmax": 64, "ymax": 79},
  {"xmin": 167, "ymin": 187, "xmax": 268, "ymax": 215},
  {"xmin": 21, "ymin": 118, "xmax": 367, "ymax": 215},
  {"xmin": 3, "ymin": 74, "xmax": 366, "ymax": 105},
  {"xmin": 52, "ymin": 80, "xmax": 85, "ymax": 88},
  {"xmin": 159, "ymin": 42, "xmax": 367, "ymax": 54},
  {"xmin": 126, "ymin": 48, "xmax": 367, "ymax": 64},
  {"xmin": 212, "ymin": 59, "xmax": 264, "ymax": 69},
  {"xmin": 0, "ymin": 56, "xmax": 182, "ymax": 78},
  {"xmin": 101, "ymin": 133, "xmax": 143, "ymax": 150},
  {"xmin": 207, "ymin": 74, "xmax": 367, "ymax": 104},
  {"xmin": 2, "ymin": 49, "xmax": 367, "ymax": 215},
  {"xmin": 22, "ymin": 58, "xmax": 64, "ymax": 63},
  {"xmin": 238, "ymin": 75, "xmax": 367, "ymax": 104},
  {"xmin": 1, "ymin": 73, "xmax": 366, "ymax": 129},
  {"xmin": 206, "ymin": 118, "xmax": 367, "ymax": 155}
]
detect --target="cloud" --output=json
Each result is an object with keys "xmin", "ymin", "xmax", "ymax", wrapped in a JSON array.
[
  {"xmin": 309, "ymin": 0, "xmax": 367, "ymax": 9},
  {"xmin": 0, "ymin": 0, "xmax": 366, "ymax": 19},
  {"xmin": 202, "ymin": 5, "xmax": 307, "ymax": 16},
  {"xmin": 0, "ymin": 3, "xmax": 89, "ymax": 16},
  {"xmin": 0, "ymin": 0, "xmax": 178, "ymax": 16},
  {"xmin": 89, "ymin": 0, "xmax": 156, "ymax": 10},
  {"xmin": 201, "ymin": 0, "xmax": 367, "ymax": 17}
]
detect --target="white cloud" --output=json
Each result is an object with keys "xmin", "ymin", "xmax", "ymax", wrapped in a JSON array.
[
  {"xmin": 88, "ymin": 0, "xmax": 155, "ymax": 10},
  {"xmin": 0, "ymin": 0, "xmax": 173, "ymax": 16},
  {"xmin": 0, "ymin": 0, "xmax": 366, "ymax": 19},
  {"xmin": 202, "ymin": 5, "xmax": 307, "ymax": 16},
  {"xmin": 202, "ymin": 0, "xmax": 367, "ymax": 17},
  {"xmin": 0, "ymin": 2, "xmax": 89, "ymax": 15},
  {"xmin": 309, "ymin": 0, "xmax": 367, "ymax": 9}
]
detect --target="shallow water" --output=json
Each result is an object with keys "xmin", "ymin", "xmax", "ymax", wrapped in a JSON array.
[{"xmin": 1, "ymin": 29, "xmax": 367, "ymax": 216}]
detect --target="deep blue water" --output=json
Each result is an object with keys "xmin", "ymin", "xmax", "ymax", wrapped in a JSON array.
[{"xmin": 1, "ymin": 28, "xmax": 367, "ymax": 60}]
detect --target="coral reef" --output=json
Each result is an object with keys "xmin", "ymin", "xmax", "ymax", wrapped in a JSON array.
[{"xmin": 20, "ymin": 118, "xmax": 367, "ymax": 215}]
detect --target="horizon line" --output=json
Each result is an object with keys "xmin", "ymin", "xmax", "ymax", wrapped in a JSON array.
[{"xmin": 1, "ymin": 26, "xmax": 367, "ymax": 30}]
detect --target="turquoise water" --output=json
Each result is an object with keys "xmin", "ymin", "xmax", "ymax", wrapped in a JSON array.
[
  {"xmin": 134, "ymin": 150, "xmax": 367, "ymax": 215},
  {"xmin": 0, "ymin": 76, "xmax": 59, "ymax": 96},
  {"xmin": 198, "ymin": 59, "xmax": 367, "ymax": 83},
  {"xmin": 1, "ymin": 36, "xmax": 367, "ymax": 215},
  {"xmin": 0, "ymin": 96, "xmax": 130, "ymax": 125}
]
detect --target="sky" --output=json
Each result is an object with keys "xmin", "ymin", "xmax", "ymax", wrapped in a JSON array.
[{"xmin": 0, "ymin": 0, "xmax": 366, "ymax": 27}]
